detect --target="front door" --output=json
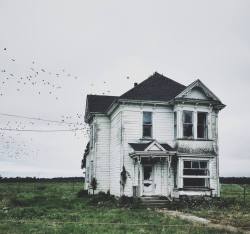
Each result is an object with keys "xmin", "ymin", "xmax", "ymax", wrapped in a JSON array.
[{"xmin": 143, "ymin": 165, "xmax": 154, "ymax": 195}]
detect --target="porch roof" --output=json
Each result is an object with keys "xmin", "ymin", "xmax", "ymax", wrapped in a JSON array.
[
  {"xmin": 129, "ymin": 141, "xmax": 175, "ymax": 152},
  {"xmin": 129, "ymin": 140, "xmax": 176, "ymax": 158}
]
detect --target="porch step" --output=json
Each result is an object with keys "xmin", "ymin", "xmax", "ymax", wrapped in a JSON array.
[{"xmin": 140, "ymin": 196, "xmax": 170, "ymax": 208}]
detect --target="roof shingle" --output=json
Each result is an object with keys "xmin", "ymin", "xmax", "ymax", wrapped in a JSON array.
[{"xmin": 120, "ymin": 72, "xmax": 186, "ymax": 102}]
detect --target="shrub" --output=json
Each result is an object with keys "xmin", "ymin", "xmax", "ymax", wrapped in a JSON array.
[
  {"xmin": 77, "ymin": 189, "xmax": 89, "ymax": 198},
  {"xmin": 88, "ymin": 191, "xmax": 116, "ymax": 207},
  {"xmin": 90, "ymin": 177, "xmax": 97, "ymax": 195},
  {"xmin": 118, "ymin": 195, "xmax": 141, "ymax": 209}
]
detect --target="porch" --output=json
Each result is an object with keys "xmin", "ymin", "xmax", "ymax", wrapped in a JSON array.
[{"xmin": 129, "ymin": 140, "xmax": 177, "ymax": 197}]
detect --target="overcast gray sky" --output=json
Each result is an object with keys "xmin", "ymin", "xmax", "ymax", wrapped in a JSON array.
[{"xmin": 0, "ymin": 0, "xmax": 249, "ymax": 177}]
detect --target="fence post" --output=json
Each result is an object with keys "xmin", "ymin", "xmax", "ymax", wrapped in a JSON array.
[{"xmin": 243, "ymin": 185, "xmax": 246, "ymax": 205}]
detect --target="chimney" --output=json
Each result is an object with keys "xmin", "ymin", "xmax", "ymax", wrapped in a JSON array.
[{"xmin": 134, "ymin": 82, "xmax": 138, "ymax": 87}]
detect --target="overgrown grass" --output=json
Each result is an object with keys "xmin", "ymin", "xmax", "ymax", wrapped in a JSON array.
[
  {"xmin": 168, "ymin": 184, "xmax": 250, "ymax": 230},
  {"xmin": 0, "ymin": 182, "xmax": 230, "ymax": 233}
]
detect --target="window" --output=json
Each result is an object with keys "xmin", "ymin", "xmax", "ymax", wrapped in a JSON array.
[
  {"xmin": 143, "ymin": 112, "xmax": 152, "ymax": 138},
  {"xmin": 183, "ymin": 111, "xmax": 193, "ymax": 138},
  {"xmin": 197, "ymin": 112, "xmax": 208, "ymax": 139},
  {"xmin": 183, "ymin": 160, "xmax": 209, "ymax": 188},
  {"xmin": 174, "ymin": 112, "xmax": 177, "ymax": 139}
]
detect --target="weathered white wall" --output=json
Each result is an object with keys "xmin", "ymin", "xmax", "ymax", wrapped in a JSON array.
[
  {"xmin": 94, "ymin": 116, "xmax": 111, "ymax": 193},
  {"xmin": 109, "ymin": 108, "xmax": 122, "ymax": 196}
]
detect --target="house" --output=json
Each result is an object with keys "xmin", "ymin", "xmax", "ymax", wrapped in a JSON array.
[{"xmin": 82, "ymin": 72, "xmax": 225, "ymax": 198}]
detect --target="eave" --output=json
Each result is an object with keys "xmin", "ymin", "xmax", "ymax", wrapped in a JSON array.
[{"xmin": 129, "ymin": 151, "xmax": 176, "ymax": 158}]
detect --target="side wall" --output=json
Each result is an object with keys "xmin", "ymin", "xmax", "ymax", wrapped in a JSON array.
[{"xmin": 85, "ymin": 116, "xmax": 111, "ymax": 194}]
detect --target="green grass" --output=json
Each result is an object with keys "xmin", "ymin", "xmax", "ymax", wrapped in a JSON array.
[
  {"xmin": 179, "ymin": 184, "xmax": 250, "ymax": 230},
  {"xmin": 0, "ymin": 182, "xmax": 230, "ymax": 234}
]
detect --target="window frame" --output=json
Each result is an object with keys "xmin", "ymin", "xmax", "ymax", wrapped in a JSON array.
[
  {"xmin": 197, "ymin": 112, "xmax": 208, "ymax": 139},
  {"xmin": 142, "ymin": 111, "xmax": 153, "ymax": 138},
  {"xmin": 182, "ymin": 111, "xmax": 194, "ymax": 138},
  {"xmin": 182, "ymin": 160, "xmax": 210, "ymax": 188}
]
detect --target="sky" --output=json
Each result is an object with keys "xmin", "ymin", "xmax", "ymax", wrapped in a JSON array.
[{"xmin": 0, "ymin": 0, "xmax": 249, "ymax": 177}]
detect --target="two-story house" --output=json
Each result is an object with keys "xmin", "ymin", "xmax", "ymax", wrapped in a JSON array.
[{"xmin": 83, "ymin": 72, "xmax": 225, "ymax": 198}]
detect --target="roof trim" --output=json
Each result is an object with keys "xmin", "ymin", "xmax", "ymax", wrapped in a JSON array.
[{"xmin": 175, "ymin": 79, "xmax": 222, "ymax": 103}]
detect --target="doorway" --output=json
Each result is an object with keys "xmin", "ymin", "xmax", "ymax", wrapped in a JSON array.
[{"xmin": 143, "ymin": 165, "xmax": 154, "ymax": 195}]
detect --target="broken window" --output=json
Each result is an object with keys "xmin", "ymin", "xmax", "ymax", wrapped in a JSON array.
[
  {"xmin": 197, "ymin": 112, "xmax": 208, "ymax": 139},
  {"xmin": 183, "ymin": 111, "xmax": 193, "ymax": 138},
  {"xmin": 143, "ymin": 112, "xmax": 152, "ymax": 138},
  {"xmin": 183, "ymin": 160, "xmax": 209, "ymax": 188}
]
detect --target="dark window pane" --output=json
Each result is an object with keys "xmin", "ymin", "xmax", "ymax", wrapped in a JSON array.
[
  {"xmin": 198, "ymin": 112, "xmax": 206, "ymax": 125},
  {"xmin": 192, "ymin": 161, "xmax": 199, "ymax": 168},
  {"xmin": 197, "ymin": 112, "xmax": 207, "ymax": 139},
  {"xmin": 197, "ymin": 125, "xmax": 205, "ymax": 138},
  {"xmin": 183, "ymin": 178, "xmax": 205, "ymax": 187},
  {"xmin": 143, "ymin": 112, "xmax": 152, "ymax": 124},
  {"xmin": 143, "ymin": 125, "xmax": 152, "ymax": 137},
  {"xmin": 200, "ymin": 161, "xmax": 208, "ymax": 168},
  {"xmin": 183, "ymin": 111, "xmax": 193, "ymax": 124},
  {"xmin": 183, "ymin": 124, "xmax": 193, "ymax": 137},
  {"xmin": 183, "ymin": 169, "xmax": 208, "ymax": 176},
  {"xmin": 184, "ymin": 161, "xmax": 191, "ymax": 168},
  {"xmin": 144, "ymin": 166, "xmax": 152, "ymax": 180}
]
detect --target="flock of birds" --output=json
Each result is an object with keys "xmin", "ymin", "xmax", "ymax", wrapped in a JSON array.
[
  {"xmin": 0, "ymin": 47, "xmax": 133, "ymax": 161},
  {"xmin": 0, "ymin": 47, "xmax": 80, "ymax": 99}
]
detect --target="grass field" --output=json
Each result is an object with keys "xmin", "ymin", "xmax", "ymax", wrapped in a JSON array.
[
  {"xmin": 0, "ymin": 182, "xmax": 249, "ymax": 234},
  {"xmin": 186, "ymin": 184, "xmax": 250, "ymax": 229}
]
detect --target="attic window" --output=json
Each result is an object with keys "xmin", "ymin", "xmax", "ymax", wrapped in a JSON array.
[{"xmin": 143, "ymin": 112, "xmax": 152, "ymax": 138}]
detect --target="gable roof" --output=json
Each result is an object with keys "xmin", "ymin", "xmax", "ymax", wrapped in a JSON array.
[
  {"xmin": 129, "ymin": 141, "xmax": 175, "ymax": 152},
  {"xmin": 175, "ymin": 79, "xmax": 222, "ymax": 102},
  {"xmin": 120, "ymin": 72, "xmax": 186, "ymax": 102},
  {"xmin": 85, "ymin": 95, "xmax": 117, "ymax": 121}
]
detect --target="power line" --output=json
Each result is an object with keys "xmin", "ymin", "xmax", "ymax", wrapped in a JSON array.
[
  {"xmin": 0, "ymin": 112, "xmax": 83, "ymax": 125},
  {"xmin": 0, "ymin": 128, "xmax": 85, "ymax": 132}
]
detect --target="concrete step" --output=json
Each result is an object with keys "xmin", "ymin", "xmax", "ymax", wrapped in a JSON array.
[{"xmin": 140, "ymin": 196, "xmax": 170, "ymax": 208}]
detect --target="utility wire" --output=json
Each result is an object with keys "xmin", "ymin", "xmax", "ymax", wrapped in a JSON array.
[
  {"xmin": 0, "ymin": 128, "xmax": 85, "ymax": 132},
  {"xmin": 0, "ymin": 112, "xmax": 83, "ymax": 125}
]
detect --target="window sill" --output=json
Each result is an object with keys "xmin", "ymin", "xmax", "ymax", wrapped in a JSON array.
[
  {"xmin": 178, "ymin": 187, "xmax": 213, "ymax": 191},
  {"xmin": 140, "ymin": 137, "xmax": 154, "ymax": 141},
  {"xmin": 177, "ymin": 138, "xmax": 213, "ymax": 141}
]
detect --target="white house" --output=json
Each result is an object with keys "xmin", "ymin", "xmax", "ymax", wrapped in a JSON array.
[{"xmin": 82, "ymin": 72, "xmax": 225, "ymax": 198}]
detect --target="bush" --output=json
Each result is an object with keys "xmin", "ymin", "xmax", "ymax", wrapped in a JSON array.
[
  {"xmin": 118, "ymin": 195, "xmax": 141, "ymax": 209},
  {"xmin": 167, "ymin": 196, "xmax": 237, "ymax": 210},
  {"xmin": 88, "ymin": 191, "xmax": 116, "ymax": 207},
  {"xmin": 77, "ymin": 189, "xmax": 89, "ymax": 198}
]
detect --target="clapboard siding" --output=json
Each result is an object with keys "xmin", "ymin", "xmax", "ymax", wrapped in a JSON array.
[
  {"xmin": 110, "ymin": 108, "xmax": 122, "ymax": 196},
  {"xmin": 95, "ymin": 116, "xmax": 111, "ymax": 193}
]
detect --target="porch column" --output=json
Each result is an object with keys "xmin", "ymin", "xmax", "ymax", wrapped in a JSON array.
[{"xmin": 137, "ymin": 157, "xmax": 141, "ymax": 197}]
